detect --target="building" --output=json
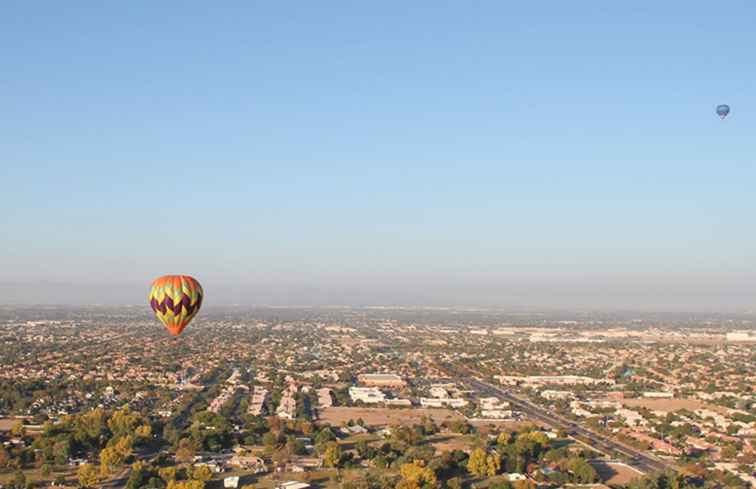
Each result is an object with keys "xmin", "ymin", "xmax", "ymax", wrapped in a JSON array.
[
  {"xmin": 480, "ymin": 409, "xmax": 514, "ymax": 419},
  {"xmin": 349, "ymin": 387, "xmax": 386, "ymax": 404},
  {"xmin": 497, "ymin": 375, "xmax": 613, "ymax": 386},
  {"xmin": 726, "ymin": 332, "xmax": 756, "ymax": 342},
  {"xmin": 357, "ymin": 373, "xmax": 405, "ymax": 388},
  {"xmin": 228, "ymin": 454, "xmax": 267, "ymax": 473},
  {"xmin": 317, "ymin": 388, "xmax": 333, "ymax": 408},
  {"xmin": 419, "ymin": 397, "xmax": 467, "ymax": 408},
  {"xmin": 480, "ymin": 397, "xmax": 510, "ymax": 410},
  {"xmin": 616, "ymin": 408, "xmax": 648, "ymax": 427},
  {"xmin": 276, "ymin": 482, "xmax": 310, "ymax": 489},
  {"xmin": 277, "ymin": 389, "xmax": 297, "ymax": 419},
  {"xmin": 540, "ymin": 390, "xmax": 573, "ymax": 401},
  {"xmin": 224, "ymin": 477, "xmax": 239, "ymax": 489},
  {"xmin": 642, "ymin": 391, "xmax": 674, "ymax": 398},
  {"xmin": 477, "ymin": 401, "xmax": 516, "ymax": 418},
  {"xmin": 385, "ymin": 398, "xmax": 412, "ymax": 407},
  {"xmin": 429, "ymin": 386, "xmax": 450, "ymax": 399},
  {"xmin": 248, "ymin": 386, "xmax": 269, "ymax": 416}
]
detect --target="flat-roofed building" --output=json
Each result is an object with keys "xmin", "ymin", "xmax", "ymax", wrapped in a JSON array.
[
  {"xmin": 276, "ymin": 482, "xmax": 311, "ymax": 489},
  {"xmin": 420, "ymin": 397, "xmax": 467, "ymax": 408},
  {"xmin": 357, "ymin": 373, "xmax": 405, "ymax": 388},
  {"xmin": 349, "ymin": 387, "xmax": 386, "ymax": 404},
  {"xmin": 248, "ymin": 386, "xmax": 269, "ymax": 416},
  {"xmin": 385, "ymin": 398, "xmax": 412, "ymax": 407},
  {"xmin": 317, "ymin": 388, "xmax": 333, "ymax": 408},
  {"xmin": 642, "ymin": 391, "xmax": 673, "ymax": 398},
  {"xmin": 277, "ymin": 389, "xmax": 297, "ymax": 420},
  {"xmin": 498, "ymin": 375, "xmax": 613, "ymax": 386},
  {"xmin": 429, "ymin": 386, "xmax": 449, "ymax": 399},
  {"xmin": 541, "ymin": 390, "xmax": 574, "ymax": 401},
  {"xmin": 479, "ymin": 397, "xmax": 510, "ymax": 410},
  {"xmin": 480, "ymin": 409, "xmax": 514, "ymax": 419}
]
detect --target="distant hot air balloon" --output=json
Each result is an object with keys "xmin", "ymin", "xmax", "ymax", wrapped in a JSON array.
[
  {"xmin": 148, "ymin": 275, "xmax": 203, "ymax": 336},
  {"xmin": 716, "ymin": 104, "xmax": 730, "ymax": 120}
]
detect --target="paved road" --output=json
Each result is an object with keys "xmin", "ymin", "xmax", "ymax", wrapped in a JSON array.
[{"xmin": 463, "ymin": 376, "xmax": 672, "ymax": 474}]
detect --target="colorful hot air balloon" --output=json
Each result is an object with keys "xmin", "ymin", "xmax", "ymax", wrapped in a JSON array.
[
  {"xmin": 716, "ymin": 104, "xmax": 730, "ymax": 120},
  {"xmin": 148, "ymin": 275, "xmax": 203, "ymax": 336}
]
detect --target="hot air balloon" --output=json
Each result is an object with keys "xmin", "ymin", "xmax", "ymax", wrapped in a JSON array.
[
  {"xmin": 148, "ymin": 275, "xmax": 203, "ymax": 336},
  {"xmin": 716, "ymin": 104, "xmax": 730, "ymax": 120}
]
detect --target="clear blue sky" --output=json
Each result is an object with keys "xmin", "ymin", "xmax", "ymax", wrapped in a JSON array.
[{"xmin": 2, "ymin": 2, "xmax": 755, "ymax": 310}]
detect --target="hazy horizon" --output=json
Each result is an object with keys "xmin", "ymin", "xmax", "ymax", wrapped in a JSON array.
[{"xmin": 2, "ymin": 275, "xmax": 756, "ymax": 313}]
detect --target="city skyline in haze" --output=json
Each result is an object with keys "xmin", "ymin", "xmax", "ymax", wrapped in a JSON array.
[{"xmin": 2, "ymin": 2, "xmax": 756, "ymax": 311}]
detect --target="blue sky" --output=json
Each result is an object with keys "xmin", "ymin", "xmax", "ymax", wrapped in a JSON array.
[{"xmin": 2, "ymin": 2, "xmax": 755, "ymax": 309}]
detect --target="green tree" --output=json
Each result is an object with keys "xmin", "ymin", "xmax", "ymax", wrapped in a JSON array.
[
  {"xmin": 74, "ymin": 409, "xmax": 108, "ymax": 449},
  {"xmin": 163, "ymin": 424, "xmax": 180, "ymax": 446},
  {"xmin": 467, "ymin": 448, "xmax": 488, "ymax": 477},
  {"xmin": 100, "ymin": 435, "xmax": 134, "ymax": 475},
  {"xmin": 567, "ymin": 458, "xmax": 598, "ymax": 484},
  {"xmin": 446, "ymin": 477, "xmax": 463, "ymax": 489},
  {"xmin": 53, "ymin": 439, "xmax": 71, "ymax": 465},
  {"xmin": 496, "ymin": 431, "xmax": 513, "ymax": 446},
  {"xmin": 78, "ymin": 463, "xmax": 99, "ymax": 488},
  {"xmin": 11, "ymin": 469, "xmax": 26, "ymax": 489},
  {"xmin": 397, "ymin": 460, "xmax": 438, "ymax": 489},
  {"xmin": 262, "ymin": 432, "xmax": 278, "ymax": 448},
  {"xmin": 126, "ymin": 461, "xmax": 150, "ymax": 489},
  {"xmin": 190, "ymin": 465, "xmax": 213, "ymax": 482},
  {"xmin": 323, "ymin": 442, "xmax": 343, "ymax": 468},
  {"xmin": 0, "ymin": 447, "xmax": 10, "ymax": 468},
  {"xmin": 175, "ymin": 438, "xmax": 197, "ymax": 463},
  {"xmin": 158, "ymin": 466, "xmax": 178, "ymax": 483},
  {"xmin": 10, "ymin": 421, "xmax": 26, "ymax": 438},
  {"xmin": 108, "ymin": 408, "xmax": 142, "ymax": 438},
  {"xmin": 486, "ymin": 453, "xmax": 501, "ymax": 476}
]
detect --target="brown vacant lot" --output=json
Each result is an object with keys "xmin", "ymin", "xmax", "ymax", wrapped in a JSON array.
[
  {"xmin": 469, "ymin": 419, "xmax": 537, "ymax": 432},
  {"xmin": 427, "ymin": 433, "xmax": 474, "ymax": 452},
  {"xmin": 318, "ymin": 407, "xmax": 463, "ymax": 427},
  {"xmin": 621, "ymin": 398, "xmax": 704, "ymax": 413},
  {"xmin": 0, "ymin": 419, "xmax": 17, "ymax": 432},
  {"xmin": 590, "ymin": 460, "xmax": 644, "ymax": 486}
]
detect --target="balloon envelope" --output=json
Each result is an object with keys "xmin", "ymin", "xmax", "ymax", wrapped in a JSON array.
[
  {"xmin": 716, "ymin": 104, "xmax": 730, "ymax": 119},
  {"xmin": 148, "ymin": 275, "xmax": 203, "ymax": 336}
]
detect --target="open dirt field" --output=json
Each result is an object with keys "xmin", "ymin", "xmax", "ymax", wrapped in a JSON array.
[
  {"xmin": 590, "ymin": 460, "xmax": 644, "ymax": 486},
  {"xmin": 318, "ymin": 406, "xmax": 463, "ymax": 426},
  {"xmin": 0, "ymin": 419, "xmax": 16, "ymax": 431},
  {"xmin": 621, "ymin": 398, "xmax": 705, "ymax": 413},
  {"xmin": 428, "ymin": 433, "xmax": 474, "ymax": 452},
  {"xmin": 468, "ymin": 419, "xmax": 537, "ymax": 432}
]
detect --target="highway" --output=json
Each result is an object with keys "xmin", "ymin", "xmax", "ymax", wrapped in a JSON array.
[
  {"xmin": 438, "ymin": 363, "xmax": 674, "ymax": 475},
  {"xmin": 463, "ymin": 376, "xmax": 672, "ymax": 474}
]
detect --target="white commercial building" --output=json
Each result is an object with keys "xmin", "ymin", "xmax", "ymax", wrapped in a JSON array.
[
  {"xmin": 420, "ymin": 397, "xmax": 467, "ymax": 408},
  {"xmin": 349, "ymin": 387, "xmax": 386, "ymax": 404}
]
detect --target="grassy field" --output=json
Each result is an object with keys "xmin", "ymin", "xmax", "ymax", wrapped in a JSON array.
[
  {"xmin": 0, "ymin": 467, "xmax": 76, "ymax": 485},
  {"xmin": 318, "ymin": 407, "xmax": 463, "ymax": 427}
]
